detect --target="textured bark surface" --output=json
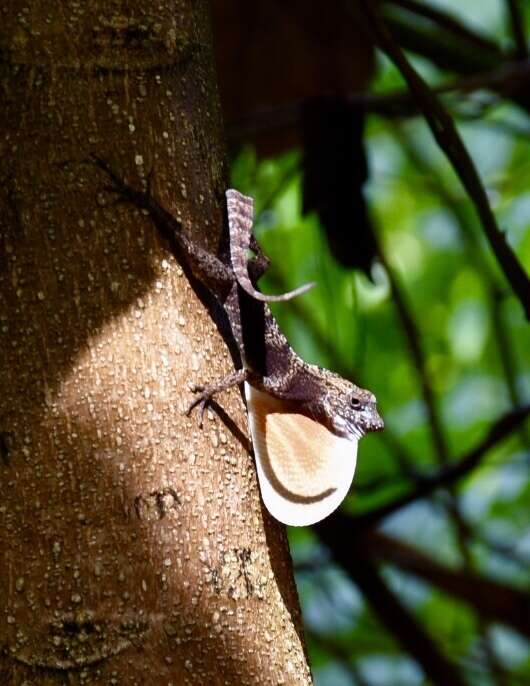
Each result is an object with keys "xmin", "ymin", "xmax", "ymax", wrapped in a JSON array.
[{"xmin": 0, "ymin": 1, "xmax": 312, "ymax": 684}]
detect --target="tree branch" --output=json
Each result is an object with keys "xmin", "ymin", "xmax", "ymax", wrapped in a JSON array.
[
  {"xmin": 376, "ymin": 243, "xmax": 449, "ymax": 464},
  {"xmin": 381, "ymin": 1, "xmax": 501, "ymax": 75},
  {"xmin": 359, "ymin": 1, "xmax": 530, "ymax": 318},
  {"xmin": 505, "ymin": 0, "xmax": 528, "ymax": 59},
  {"xmin": 384, "ymin": 0, "xmax": 502, "ymax": 55},
  {"xmin": 315, "ymin": 520, "xmax": 467, "ymax": 686},
  {"xmin": 394, "ymin": 129, "xmax": 530, "ymax": 449},
  {"xmin": 361, "ymin": 530, "xmax": 530, "ymax": 638},
  {"xmin": 349, "ymin": 405, "xmax": 530, "ymax": 529},
  {"xmin": 227, "ymin": 58, "xmax": 530, "ymax": 140}
]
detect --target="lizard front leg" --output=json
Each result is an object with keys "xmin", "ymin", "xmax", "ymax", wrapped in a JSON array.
[{"xmin": 187, "ymin": 368, "xmax": 249, "ymax": 427}]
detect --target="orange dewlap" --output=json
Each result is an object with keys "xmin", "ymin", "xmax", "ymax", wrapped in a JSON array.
[{"xmin": 245, "ymin": 383, "xmax": 358, "ymax": 526}]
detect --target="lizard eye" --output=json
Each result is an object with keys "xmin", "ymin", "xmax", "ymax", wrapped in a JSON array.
[{"xmin": 350, "ymin": 397, "xmax": 361, "ymax": 408}]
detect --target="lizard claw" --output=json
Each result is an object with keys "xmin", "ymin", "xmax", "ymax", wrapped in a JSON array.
[
  {"xmin": 186, "ymin": 386, "xmax": 211, "ymax": 428},
  {"xmin": 185, "ymin": 371, "xmax": 247, "ymax": 429}
]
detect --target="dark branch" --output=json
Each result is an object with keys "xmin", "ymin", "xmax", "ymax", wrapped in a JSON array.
[
  {"xmin": 226, "ymin": 59, "xmax": 530, "ymax": 141},
  {"xmin": 376, "ymin": 227, "xmax": 478, "ymax": 594},
  {"xmin": 359, "ymin": 1, "xmax": 530, "ymax": 319},
  {"xmin": 349, "ymin": 405, "xmax": 530, "ymax": 529},
  {"xmin": 491, "ymin": 292, "xmax": 530, "ymax": 446},
  {"xmin": 505, "ymin": 0, "xmax": 528, "ymax": 59},
  {"xmin": 377, "ymin": 244, "xmax": 449, "ymax": 464},
  {"xmin": 381, "ymin": 1, "xmax": 501, "ymax": 75},
  {"xmin": 454, "ymin": 510, "xmax": 530, "ymax": 570},
  {"xmin": 361, "ymin": 530, "xmax": 530, "ymax": 638},
  {"xmin": 394, "ymin": 130, "xmax": 530, "ymax": 449},
  {"xmin": 383, "ymin": 0, "xmax": 502, "ymax": 55},
  {"xmin": 315, "ymin": 520, "xmax": 467, "ymax": 686}
]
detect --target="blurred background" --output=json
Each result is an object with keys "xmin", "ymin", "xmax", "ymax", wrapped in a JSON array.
[{"xmin": 212, "ymin": 1, "xmax": 530, "ymax": 684}]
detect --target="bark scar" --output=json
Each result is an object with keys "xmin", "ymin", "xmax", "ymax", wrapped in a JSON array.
[{"xmin": 134, "ymin": 486, "xmax": 181, "ymax": 521}]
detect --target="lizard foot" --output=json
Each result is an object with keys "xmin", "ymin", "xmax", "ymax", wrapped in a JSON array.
[
  {"xmin": 186, "ymin": 385, "xmax": 215, "ymax": 428},
  {"xmin": 185, "ymin": 370, "xmax": 249, "ymax": 429}
]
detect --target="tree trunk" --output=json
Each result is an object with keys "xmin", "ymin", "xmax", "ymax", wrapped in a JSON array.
[{"xmin": 0, "ymin": 2, "xmax": 312, "ymax": 684}]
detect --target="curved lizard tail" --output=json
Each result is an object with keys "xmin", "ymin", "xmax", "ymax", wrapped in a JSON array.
[{"xmin": 226, "ymin": 189, "xmax": 315, "ymax": 302}]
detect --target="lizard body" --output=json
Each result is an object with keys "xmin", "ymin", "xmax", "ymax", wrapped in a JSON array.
[{"xmin": 94, "ymin": 159, "xmax": 383, "ymax": 525}]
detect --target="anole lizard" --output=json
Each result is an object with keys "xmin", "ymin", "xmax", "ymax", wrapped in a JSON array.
[{"xmin": 94, "ymin": 158, "xmax": 383, "ymax": 526}]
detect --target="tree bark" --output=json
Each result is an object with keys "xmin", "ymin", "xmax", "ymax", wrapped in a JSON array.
[{"xmin": 0, "ymin": 2, "xmax": 312, "ymax": 684}]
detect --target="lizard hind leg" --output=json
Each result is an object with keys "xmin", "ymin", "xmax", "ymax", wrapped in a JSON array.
[
  {"xmin": 91, "ymin": 154, "xmax": 152, "ymax": 210},
  {"xmin": 186, "ymin": 368, "xmax": 249, "ymax": 427},
  {"xmin": 92, "ymin": 156, "xmax": 234, "ymax": 292}
]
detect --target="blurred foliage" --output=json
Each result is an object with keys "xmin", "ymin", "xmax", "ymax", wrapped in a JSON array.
[{"xmin": 230, "ymin": 2, "xmax": 530, "ymax": 684}]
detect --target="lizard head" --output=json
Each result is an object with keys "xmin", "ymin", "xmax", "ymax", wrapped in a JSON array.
[{"xmin": 303, "ymin": 370, "xmax": 384, "ymax": 441}]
